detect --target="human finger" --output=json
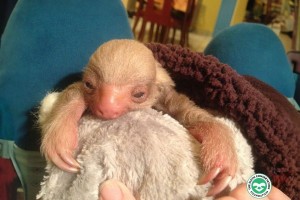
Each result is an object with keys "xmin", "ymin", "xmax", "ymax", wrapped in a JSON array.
[{"xmin": 99, "ymin": 180, "xmax": 136, "ymax": 200}]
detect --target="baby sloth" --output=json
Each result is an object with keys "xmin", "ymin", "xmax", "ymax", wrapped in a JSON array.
[
  {"xmin": 40, "ymin": 39, "xmax": 238, "ymax": 196},
  {"xmin": 38, "ymin": 95, "xmax": 254, "ymax": 200}
]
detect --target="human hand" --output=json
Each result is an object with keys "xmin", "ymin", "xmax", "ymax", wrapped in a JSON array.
[
  {"xmin": 98, "ymin": 181, "xmax": 290, "ymax": 200},
  {"xmin": 216, "ymin": 183, "xmax": 291, "ymax": 200}
]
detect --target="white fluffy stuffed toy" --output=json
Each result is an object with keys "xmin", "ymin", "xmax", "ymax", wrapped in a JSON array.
[{"xmin": 37, "ymin": 92, "xmax": 254, "ymax": 200}]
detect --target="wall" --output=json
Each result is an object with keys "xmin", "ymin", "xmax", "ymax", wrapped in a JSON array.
[
  {"xmin": 122, "ymin": 0, "xmax": 128, "ymax": 7},
  {"xmin": 231, "ymin": 0, "xmax": 248, "ymax": 25},
  {"xmin": 193, "ymin": 0, "xmax": 222, "ymax": 35},
  {"xmin": 194, "ymin": 0, "xmax": 248, "ymax": 35},
  {"xmin": 295, "ymin": 0, "xmax": 300, "ymax": 51}
]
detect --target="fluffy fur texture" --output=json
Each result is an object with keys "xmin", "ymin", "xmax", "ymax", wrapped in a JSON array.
[
  {"xmin": 146, "ymin": 43, "xmax": 300, "ymax": 198},
  {"xmin": 40, "ymin": 39, "xmax": 239, "ymax": 193},
  {"xmin": 37, "ymin": 93, "xmax": 254, "ymax": 200}
]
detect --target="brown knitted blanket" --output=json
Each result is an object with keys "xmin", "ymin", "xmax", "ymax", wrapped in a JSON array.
[{"xmin": 146, "ymin": 43, "xmax": 300, "ymax": 199}]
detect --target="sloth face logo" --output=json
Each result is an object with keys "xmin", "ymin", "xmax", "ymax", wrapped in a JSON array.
[
  {"xmin": 252, "ymin": 182, "xmax": 266, "ymax": 192},
  {"xmin": 247, "ymin": 173, "xmax": 272, "ymax": 198}
]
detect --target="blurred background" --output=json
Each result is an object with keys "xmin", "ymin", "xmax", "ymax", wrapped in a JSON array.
[{"xmin": 122, "ymin": 0, "xmax": 299, "ymax": 52}]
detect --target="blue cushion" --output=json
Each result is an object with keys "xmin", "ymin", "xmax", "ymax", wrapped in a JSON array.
[
  {"xmin": 204, "ymin": 22, "xmax": 296, "ymax": 98},
  {"xmin": 0, "ymin": 0, "xmax": 133, "ymax": 149}
]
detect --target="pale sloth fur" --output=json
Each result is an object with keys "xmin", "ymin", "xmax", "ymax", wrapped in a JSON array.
[{"xmin": 37, "ymin": 93, "xmax": 254, "ymax": 200}]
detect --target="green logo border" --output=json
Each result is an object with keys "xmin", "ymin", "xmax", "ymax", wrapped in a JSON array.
[{"xmin": 246, "ymin": 173, "xmax": 272, "ymax": 199}]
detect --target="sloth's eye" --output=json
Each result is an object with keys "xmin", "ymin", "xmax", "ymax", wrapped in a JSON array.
[
  {"xmin": 133, "ymin": 91, "xmax": 145, "ymax": 98},
  {"xmin": 84, "ymin": 81, "xmax": 95, "ymax": 90},
  {"xmin": 131, "ymin": 86, "xmax": 148, "ymax": 103}
]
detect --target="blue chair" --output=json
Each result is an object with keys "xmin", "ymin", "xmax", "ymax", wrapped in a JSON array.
[
  {"xmin": 204, "ymin": 23, "xmax": 297, "ymax": 105},
  {"xmin": 0, "ymin": 0, "xmax": 133, "ymax": 199}
]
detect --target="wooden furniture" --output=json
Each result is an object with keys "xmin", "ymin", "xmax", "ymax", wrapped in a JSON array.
[
  {"xmin": 132, "ymin": 0, "xmax": 196, "ymax": 46},
  {"xmin": 292, "ymin": 0, "xmax": 299, "ymax": 51}
]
